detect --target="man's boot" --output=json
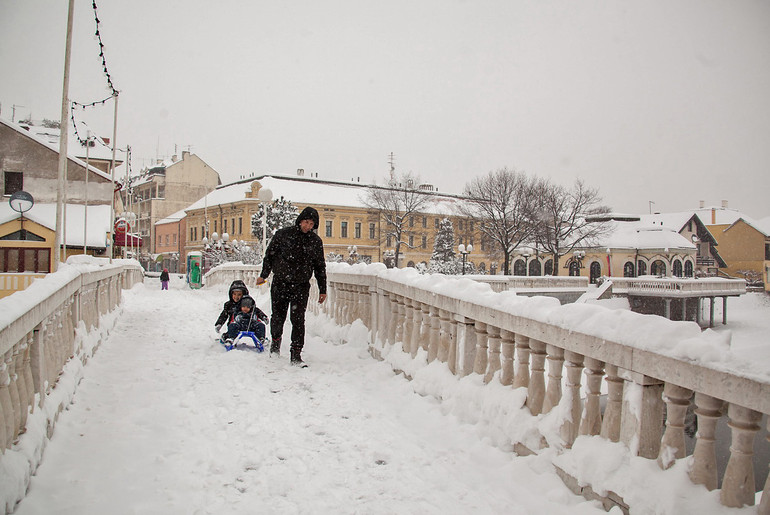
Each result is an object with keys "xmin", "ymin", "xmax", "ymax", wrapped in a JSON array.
[
  {"xmin": 270, "ymin": 337, "xmax": 281, "ymax": 356},
  {"xmin": 290, "ymin": 345, "xmax": 307, "ymax": 367}
]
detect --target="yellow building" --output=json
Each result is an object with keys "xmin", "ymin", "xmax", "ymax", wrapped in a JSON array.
[{"xmin": 180, "ymin": 173, "xmax": 490, "ymax": 272}]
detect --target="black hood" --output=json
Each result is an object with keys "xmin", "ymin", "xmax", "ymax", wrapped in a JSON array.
[
  {"xmin": 228, "ymin": 280, "xmax": 249, "ymax": 301},
  {"xmin": 295, "ymin": 206, "xmax": 320, "ymax": 231}
]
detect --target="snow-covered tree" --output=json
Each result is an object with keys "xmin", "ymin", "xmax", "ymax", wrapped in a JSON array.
[
  {"xmin": 251, "ymin": 196, "xmax": 298, "ymax": 253},
  {"xmin": 203, "ymin": 239, "xmax": 260, "ymax": 268},
  {"xmin": 363, "ymin": 171, "xmax": 433, "ymax": 268},
  {"xmin": 427, "ymin": 218, "xmax": 463, "ymax": 274}
]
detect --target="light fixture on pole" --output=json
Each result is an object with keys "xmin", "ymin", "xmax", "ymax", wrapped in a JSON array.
[
  {"xmin": 257, "ymin": 186, "xmax": 273, "ymax": 257},
  {"xmin": 522, "ymin": 250, "xmax": 531, "ymax": 276},
  {"xmin": 458, "ymin": 243, "xmax": 473, "ymax": 275},
  {"xmin": 9, "ymin": 190, "xmax": 34, "ymax": 238}
]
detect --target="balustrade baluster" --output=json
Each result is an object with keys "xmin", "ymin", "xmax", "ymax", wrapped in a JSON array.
[
  {"xmin": 387, "ymin": 295, "xmax": 399, "ymax": 347},
  {"xmin": 526, "ymin": 339, "xmax": 546, "ymax": 415},
  {"xmin": 0, "ymin": 352, "xmax": 12, "ymax": 450},
  {"xmin": 459, "ymin": 318, "xmax": 476, "ymax": 377},
  {"xmin": 420, "ymin": 304, "xmax": 431, "ymax": 353},
  {"xmin": 22, "ymin": 333, "xmax": 34, "ymax": 413},
  {"xmin": 447, "ymin": 314, "xmax": 459, "ymax": 374},
  {"xmin": 437, "ymin": 309, "xmax": 452, "ymax": 365},
  {"xmin": 472, "ymin": 322, "xmax": 488, "ymax": 376},
  {"xmin": 410, "ymin": 301, "xmax": 423, "ymax": 357},
  {"xmin": 403, "ymin": 298, "xmax": 414, "ymax": 354},
  {"xmin": 619, "ymin": 371, "xmax": 664, "ymax": 458},
  {"xmin": 395, "ymin": 296, "xmax": 406, "ymax": 349},
  {"xmin": 13, "ymin": 343, "xmax": 29, "ymax": 431},
  {"xmin": 758, "ymin": 417, "xmax": 770, "ymax": 514},
  {"xmin": 560, "ymin": 351, "xmax": 584, "ymax": 447},
  {"xmin": 542, "ymin": 344, "xmax": 564, "ymax": 414},
  {"xmin": 483, "ymin": 326, "xmax": 501, "ymax": 384},
  {"xmin": 6, "ymin": 350, "xmax": 21, "ymax": 444},
  {"xmin": 427, "ymin": 306, "xmax": 441, "ymax": 363},
  {"xmin": 513, "ymin": 334, "xmax": 530, "ymax": 390},
  {"xmin": 720, "ymin": 404, "xmax": 761, "ymax": 508},
  {"xmin": 657, "ymin": 383, "xmax": 692, "ymax": 469},
  {"xmin": 580, "ymin": 357, "xmax": 604, "ymax": 437},
  {"xmin": 600, "ymin": 364, "xmax": 623, "ymax": 442},
  {"xmin": 499, "ymin": 329, "xmax": 515, "ymax": 386}
]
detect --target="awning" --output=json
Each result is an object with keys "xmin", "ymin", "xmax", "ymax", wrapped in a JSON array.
[{"xmin": 114, "ymin": 232, "xmax": 143, "ymax": 247}]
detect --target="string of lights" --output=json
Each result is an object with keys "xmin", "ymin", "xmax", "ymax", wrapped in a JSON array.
[{"xmin": 91, "ymin": 0, "xmax": 118, "ymax": 96}]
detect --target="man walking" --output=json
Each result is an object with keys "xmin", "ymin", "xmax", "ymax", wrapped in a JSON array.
[{"xmin": 256, "ymin": 206, "xmax": 327, "ymax": 366}]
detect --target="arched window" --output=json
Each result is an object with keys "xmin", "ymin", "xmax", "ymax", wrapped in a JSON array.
[
  {"xmin": 478, "ymin": 262, "xmax": 487, "ymax": 273},
  {"xmin": 651, "ymin": 260, "xmax": 667, "ymax": 276},
  {"xmin": 637, "ymin": 260, "xmax": 647, "ymax": 276},
  {"xmin": 528, "ymin": 259, "xmax": 541, "ymax": 276},
  {"xmin": 513, "ymin": 259, "xmax": 526, "ymax": 276},
  {"xmin": 684, "ymin": 260, "xmax": 694, "ymax": 277},
  {"xmin": 569, "ymin": 260, "xmax": 581, "ymax": 276},
  {"xmin": 623, "ymin": 261, "xmax": 635, "ymax": 277},
  {"xmin": 589, "ymin": 261, "xmax": 602, "ymax": 284},
  {"xmin": 407, "ymin": 260, "xmax": 416, "ymax": 268},
  {"xmin": 672, "ymin": 259, "xmax": 683, "ymax": 277},
  {"xmin": 544, "ymin": 259, "xmax": 554, "ymax": 276}
]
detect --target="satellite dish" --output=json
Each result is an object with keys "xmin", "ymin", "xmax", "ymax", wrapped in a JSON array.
[{"xmin": 9, "ymin": 190, "xmax": 34, "ymax": 214}]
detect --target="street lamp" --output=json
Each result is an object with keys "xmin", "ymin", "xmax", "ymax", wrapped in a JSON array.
[
  {"xmin": 522, "ymin": 251, "xmax": 531, "ymax": 276},
  {"xmin": 257, "ymin": 187, "xmax": 273, "ymax": 257},
  {"xmin": 458, "ymin": 243, "xmax": 473, "ymax": 275}
]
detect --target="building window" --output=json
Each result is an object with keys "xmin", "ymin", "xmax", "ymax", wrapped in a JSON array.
[
  {"xmin": 651, "ymin": 260, "xmax": 666, "ymax": 276},
  {"xmin": 623, "ymin": 261, "xmax": 635, "ymax": 277},
  {"xmin": 422, "ymin": 216, "xmax": 427, "ymax": 228},
  {"xmin": 354, "ymin": 222, "xmax": 361, "ymax": 239},
  {"xmin": 514, "ymin": 259, "xmax": 526, "ymax": 276},
  {"xmin": 173, "ymin": 234, "xmax": 177, "ymax": 244},
  {"xmin": 239, "ymin": 218, "xmax": 242, "ymax": 234},
  {"xmin": 408, "ymin": 235, "xmax": 414, "ymax": 247},
  {"xmin": 213, "ymin": 220, "xmax": 217, "ymax": 233},
  {"xmin": 387, "ymin": 235, "xmax": 392, "ymax": 247},
  {"xmin": 529, "ymin": 260, "xmax": 541, "ymax": 276},
  {"xmin": 369, "ymin": 223, "xmax": 375, "ymax": 239},
  {"xmin": 325, "ymin": 221, "xmax": 333, "ymax": 238},
  {"xmin": 191, "ymin": 227, "xmax": 194, "ymax": 240},
  {"xmin": 165, "ymin": 234, "xmax": 169, "ymax": 245},
  {"xmin": 544, "ymin": 259, "xmax": 553, "ymax": 275},
  {"xmin": 422, "ymin": 235, "xmax": 427, "ymax": 249},
  {"xmin": 673, "ymin": 259, "xmax": 683, "ymax": 277},
  {"xmin": 0, "ymin": 247, "xmax": 50, "ymax": 273},
  {"xmin": 341, "ymin": 221, "xmax": 348, "ymax": 238},
  {"xmin": 3, "ymin": 171, "xmax": 23, "ymax": 196},
  {"xmin": 589, "ymin": 261, "xmax": 602, "ymax": 283},
  {"xmin": 224, "ymin": 219, "xmax": 228, "ymax": 234},
  {"xmin": 158, "ymin": 235, "xmax": 162, "ymax": 246},
  {"xmin": 434, "ymin": 218, "xmax": 439, "ymax": 228},
  {"xmin": 637, "ymin": 260, "xmax": 647, "ymax": 276},
  {"xmin": 569, "ymin": 261, "xmax": 580, "ymax": 277},
  {"xmin": 684, "ymin": 260, "xmax": 694, "ymax": 277}
]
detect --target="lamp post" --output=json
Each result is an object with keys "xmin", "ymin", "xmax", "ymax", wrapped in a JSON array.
[
  {"xmin": 522, "ymin": 251, "xmax": 530, "ymax": 276},
  {"xmin": 458, "ymin": 243, "xmax": 473, "ymax": 275},
  {"xmin": 257, "ymin": 187, "xmax": 273, "ymax": 258}
]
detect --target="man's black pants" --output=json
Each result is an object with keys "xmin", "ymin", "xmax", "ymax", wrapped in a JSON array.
[{"xmin": 269, "ymin": 281, "xmax": 310, "ymax": 349}]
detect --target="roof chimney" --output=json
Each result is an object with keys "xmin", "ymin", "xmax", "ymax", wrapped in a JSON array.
[
  {"xmin": 712, "ymin": 208, "xmax": 716, "ymax": 224},
  {"xmin": 297, "ymin": 168, "xmax": 305, "ymax": 176},
  {"xmin": 699, "ymin": 200, "xmax": 705, "ymax": 208},
  {"xmin": 721, "ymin": 199, "xmax": 728, "ymax": 208}
]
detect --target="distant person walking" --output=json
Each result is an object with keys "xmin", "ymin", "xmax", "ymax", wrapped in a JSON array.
[
  {"xmin": 256, "ymin": 206, "xmax": 327, "ymax": 366},
  {"xmin": 160, "ymin": 268, "xmax": 170, "ymax": 290}
]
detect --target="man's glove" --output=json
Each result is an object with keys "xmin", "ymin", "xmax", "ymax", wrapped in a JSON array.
[{"xmin": 215, "ymin": 324, "xmax": 222, "ymax": 332}]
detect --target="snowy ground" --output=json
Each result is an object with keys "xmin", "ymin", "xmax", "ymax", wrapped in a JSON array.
[
  {"xmin": 11, "ymin": 275, "xmax": 606, "ymax": 515},
  {"xmin": 9, "ymin": 274, "xmax": 769, "ymax": 514}
]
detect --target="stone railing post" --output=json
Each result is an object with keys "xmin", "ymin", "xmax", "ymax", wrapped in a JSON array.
[
  {"xmin": 580, "ymin": 357, "xmax": 604, "ymax": 437},
  {"xmin": 657, "ymin": 383, "xmax": 692, "ymax": 469},
  {"xmin": 447, "ymin": 314, "xmax": 459, "ymax": 375},
  {"xmin": 403, "ymin": 298, "xmax": 414, "ymax": 354},
  {"xmin": 542, "ymin": 344, "xmax": 564, "ymax": 414},
  {"xmin": 689, "ymin": 393, "xmax": 723, "ymax": 491},
  {"xmin": 499, "ymin": 329, "xmax": 515, "ymax": 386},
  {"xmin": 526, "ymin": 338, "xmax": 546, "ymax": 415},
  {"xmin": 472, "ymin": 322, "xmax": 488, "ymax": 376},
  {"xmin": 437, "ymin": 309, "xmax": 452, "ymax": 366},
  {"xmin": 410, "ymin": 301, "xmax": 423, "ymax": 357},
  {"xmin": 759, "ymin": 417, "xmax": 770, "ymax": 514},
  {"xmin": 387, "ymin": 294, "xmax": 399, "ymax": 348},
  {"xmin": 560, "ymin": 350, "xmax": 584, "ymax": 447},
  {"xmin": 600, "ymin": 364, "xmax": 623, "ymax": 442},
  {"xmin": 456, "ymin": 316, "xmax": 476, "ymax": 377},
  {"xmin": 395, "ymin": 295, "xmax": 406, "ymax": 348},
  {"xmin": 619, "ymin": 371, "xmax": 664, "ymax": 458},
  {"xmin": 427, "ymin": 306, "xmax": 441, "ymax": 363},
  {"xmin": 513, "ymin": 333, "xmax": 530, "ymax": 390},
  {"xmin": 483, "ymin": 325, "xmax": 501, "ymax": 384},
  {"xmin": 720, "ymin": 404, "xmax": 761, "ymax": 508}
]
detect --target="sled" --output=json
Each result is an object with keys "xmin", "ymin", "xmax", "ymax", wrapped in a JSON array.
[{"xmin": 220, "ymin": 331, "xmax": 267, "ymax": 352}]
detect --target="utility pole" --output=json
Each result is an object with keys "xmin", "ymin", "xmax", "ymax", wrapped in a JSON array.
[
  {"xmin": 54, "ymin": 0, "xmax": 75, "ymax": 270},
  {"xmin": 108, "ymin": 92, "xmax": 119, "ymax": 263},
  {"xmin": 12, "ymin": 104, "xmax": 26, "ymax": 123}
]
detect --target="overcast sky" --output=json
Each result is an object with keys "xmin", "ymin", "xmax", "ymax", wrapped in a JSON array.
[{"xmin": 2, "ymin": 0, "xmax": 769, "ymax": 218}]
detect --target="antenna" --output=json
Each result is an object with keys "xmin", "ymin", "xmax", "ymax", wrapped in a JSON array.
[{"xmin": 388, "ymin": 152, "xmax": 395, "ymax": 173}]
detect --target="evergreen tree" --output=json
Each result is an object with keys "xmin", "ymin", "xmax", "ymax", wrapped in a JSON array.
[
  {"xmin": 251, "ymin": 196, "xmax": 298, "ymax": 252},
  {"xmin": 427, "ymin": 218, "xmax": 465, "ymax": 274}
]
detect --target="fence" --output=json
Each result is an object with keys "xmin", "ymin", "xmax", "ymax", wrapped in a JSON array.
[
  {"xmin": 0, "ymin": 259, "xmax": 144, "ymax": 514},
  {"xmin": 322, "ymin": 263, "xmax": 769, "ymax": 513}
]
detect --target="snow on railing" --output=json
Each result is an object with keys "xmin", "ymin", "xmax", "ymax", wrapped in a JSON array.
[
  {"xmin": 0, "ymin": 258, "xmax": 143, "ymax": 514},
  {"xmin": 321, "ymin": 263, "xmax": 769, "ymax": 513},
  {"xmin": 606, "ymin": 276, "xmax": 746, "ymax": 297}
]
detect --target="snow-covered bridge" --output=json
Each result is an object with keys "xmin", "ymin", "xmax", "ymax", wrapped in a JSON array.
[{"xmin": 1, "ymin": 260, "xmax": 768, "ymax": 514}]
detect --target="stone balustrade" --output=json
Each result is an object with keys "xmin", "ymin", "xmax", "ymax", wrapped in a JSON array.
[
  {"xmin": 321, "ymin": 263, "xmax": 769, "ymax": 513},
  {"xmin": 0, "ymin": 259, "xmax": 143, "ymax": 513},
  {"xmin": 607, "ymin": 276, "xmax": 747, "ymax": 297}
]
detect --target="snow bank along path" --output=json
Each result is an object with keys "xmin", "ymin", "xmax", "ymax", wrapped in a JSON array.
[{"xmin": 13, "ymin": 277, "xmax": 604, "ymax": 514}]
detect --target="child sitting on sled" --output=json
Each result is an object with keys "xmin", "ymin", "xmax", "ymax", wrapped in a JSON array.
[
  {"xmin": 220, "ymin": 296, "xmax": 268, "ymax": 345},
  {"xmin": 214, "ymin": 280, "xmax": 250, "ymax": 333}
]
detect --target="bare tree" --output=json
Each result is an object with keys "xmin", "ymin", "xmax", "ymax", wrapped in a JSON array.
[
  {"xmin": 459, "ymin": 168, "xmax": 537, "ymax": 275},
  {"xmin": 363, "ymin": 172, "xmax": 433, "ymax": 268},
  {"xmin": 534, "ymin": 178, "xmax": 610, "ymax": 275}
]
